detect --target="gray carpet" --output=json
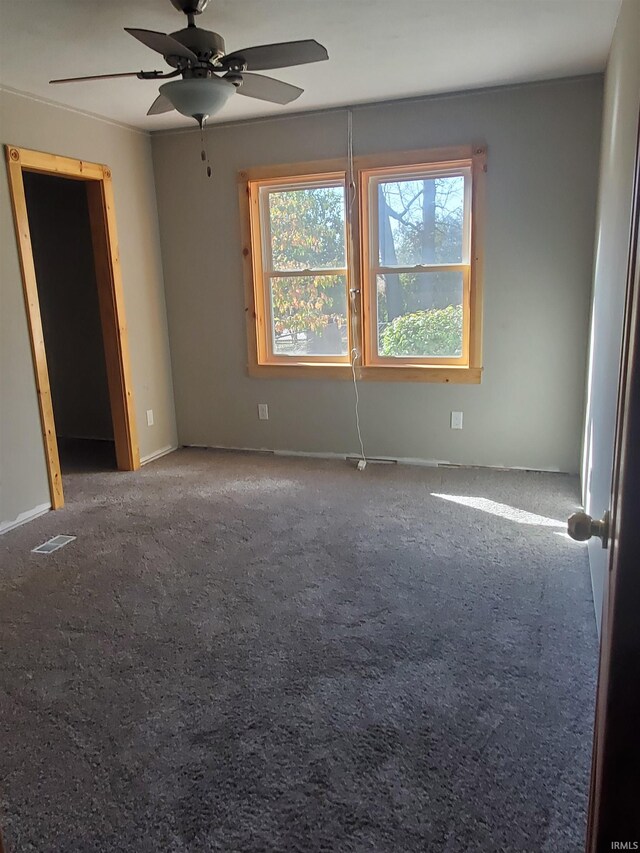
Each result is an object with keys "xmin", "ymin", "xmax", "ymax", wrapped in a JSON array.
[{"xmin": 0, "ymin": 449, "xmax": 598, "ymax": 852}]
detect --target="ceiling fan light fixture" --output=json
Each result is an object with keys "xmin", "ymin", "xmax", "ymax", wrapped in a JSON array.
[{"xmin": 159, "ymin": 76, "xmax": 234, "ymax": 122}]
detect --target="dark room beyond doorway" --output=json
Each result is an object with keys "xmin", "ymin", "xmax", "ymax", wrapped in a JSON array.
[{"xmin": 23, "ymin": 171, "xmax": 116, "ymax": 475}]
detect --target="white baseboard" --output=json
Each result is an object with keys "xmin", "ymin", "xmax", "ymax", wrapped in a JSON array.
[
  {"xmin": 183, "ymin": 444, "xmax": 566, "ymax": 474},
  {"xmin": 186, "ymin": 444, "xmax": 448, "ymax": 467},
  {"xmin": 186, "ymin": 443, "xmax": 452, "ymax": 467},
  {"xmin": 274, "ymin": 448, "xmax": 349, "ymax": 461},
  {"xmin": 140, "ymin": 444, "xmax": 178, "ymax": 466},
  {"xmin": 273, "ymin": 449, "xmax": 448, "ymax": 468},
  {"xmin": 0, "ymin": 502, "xmax": 51, "ymax": 535}
]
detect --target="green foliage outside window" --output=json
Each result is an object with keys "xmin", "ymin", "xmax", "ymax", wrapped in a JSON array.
[{"xmin": 380, "ymin": 305, "xmax": 463, "ymax": 357}]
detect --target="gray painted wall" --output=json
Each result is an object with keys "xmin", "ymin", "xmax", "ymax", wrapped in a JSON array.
[
  {"xmin": 23, "ymin": 172, "xmax": 114, "ymax": 443},
  {"xmin": 582, "ymin": 0, "xmax": 640, "ymax": 631},
  {"xmin": 152, "ymin": 77, "xmax": 602, "ymax": 472},
  {"xmin": 0, "ymin": 89, "xmax": 177, "ymax": 530}
]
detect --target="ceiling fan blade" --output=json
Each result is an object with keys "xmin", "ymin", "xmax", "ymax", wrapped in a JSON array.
[
  {"xmin": 236, "ymin": 72, "xmax": 303, "ymax": 105},
  {"xmin": 147, "ymin": 93, "xmax": 175, "ymax": 115},
  {"xmin": 50, "ymin": 71, "xmax": 144, "ymax": 84},
  {"xmin": 223, "ymin": 39, "xmax": 328, "ymax": 71},
  {"xmin": 125, "ymin": 28, "xmax": 198, "ymax": 62}
]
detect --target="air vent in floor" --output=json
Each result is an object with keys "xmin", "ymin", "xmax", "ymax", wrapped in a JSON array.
[{"xmin": 32, "ymin": 535, "xmax": 76, "ymax": 554}]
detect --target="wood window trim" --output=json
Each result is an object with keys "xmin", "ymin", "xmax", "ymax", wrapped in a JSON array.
[
  {"xmin": 360, "ymin": 161, "xmax": 472, "ymax": 369},
  {"xmin": 248, "ymin": 171, "xmax": 353, "ymax": 366},
  {"xmin": 239, "ymin": 144, "xmax": 486, "ymax": 383},
  {"xmin": 5, "ymin": 145, "xmax": 140, "ymax": 510}
]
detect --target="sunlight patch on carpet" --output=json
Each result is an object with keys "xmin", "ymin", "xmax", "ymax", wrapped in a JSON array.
[{"xmin": 432, "ymin": 494, "xmax": 564, "ymax": 527}]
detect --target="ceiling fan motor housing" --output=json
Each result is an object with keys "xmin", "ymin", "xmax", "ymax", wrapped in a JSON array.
[
  {"xmin": 169, "ymin": 27, "xmax": 226, "ymax": 64},
  {"xmin": 169, "ymin": 0, "xmax": 210, "ymax": 15}
]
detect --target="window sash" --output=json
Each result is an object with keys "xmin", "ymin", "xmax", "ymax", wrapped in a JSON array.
[
  {"xmin": 262, "ymin": 272, "xmax": 352, "ymax": 364},
  {"xmin": 365, "ymin": 266, "xmax": 471, "ymax": 366},
  {"xmin": 362, "ymin": 164, "xmax": 473, "ymax": 367},
  {"xmin": 370, "ymin": 168, "xmax": 471, "ymax": 263},
  {"xmin": 266, "ymin": 268, "xmax": 348, "ymax": 278},
  {"xmin": 372, "ymin": 263, "xmax": 467, "ymax": 276},
  {"xmin": 259, "ymin": 176, "xmax": 348, "ymax": 276},
  {"xmin": 255, "ymin": 175, "xmax": 352, "ymax": 363}
]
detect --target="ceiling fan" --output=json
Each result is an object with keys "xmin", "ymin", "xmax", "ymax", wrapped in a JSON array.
[{"xmin": 50, "ymin": 0, "xmax": 329, "ymax": 127}]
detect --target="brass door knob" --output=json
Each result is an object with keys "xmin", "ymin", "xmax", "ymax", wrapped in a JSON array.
[{"xmin": 567, "ymin": 510, "xmax": 610, "ymax": 548}]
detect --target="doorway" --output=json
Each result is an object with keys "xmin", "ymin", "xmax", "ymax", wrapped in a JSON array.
[
  {"xmin": 23, "ymin": 170, "xmax": 116, "ymax": 475},
  {"xmin": 5, "ymin": 145, "xmax": 139, "ymax": 510}
]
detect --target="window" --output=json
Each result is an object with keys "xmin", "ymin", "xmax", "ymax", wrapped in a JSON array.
[
  {"xmin": 240, "ymin": 146, "xmax": 485, "ymax": 382},
  {"xmin": 250, "ymin": 174, "xmax": 351, "ymax": 364}
]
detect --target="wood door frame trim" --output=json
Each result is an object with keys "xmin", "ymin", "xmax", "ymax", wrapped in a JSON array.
[{"xmin": 5, "ymin": 144, "xmax": 140, "ymax": 510}]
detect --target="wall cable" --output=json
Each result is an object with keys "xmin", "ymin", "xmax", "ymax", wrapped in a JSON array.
[
  {"xmin": 351, "ymin": 345, "xmax": 366, "ymax": 466},
  {"xmin": 347, "ymin": 108, "xmax": 356, "ymax": 219},
  {"xmin": 347, "ymin": 109, "xmax": 367, "ymax": 469}
]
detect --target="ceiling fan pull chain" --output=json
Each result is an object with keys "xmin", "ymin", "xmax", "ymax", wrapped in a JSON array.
[{"xmin": 198, "ymin": 118, "xmax": 213, "ymax": 178}]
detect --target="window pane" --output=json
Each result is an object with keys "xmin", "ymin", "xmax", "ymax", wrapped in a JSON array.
[
  {"xmin": 270, "ymin": 275, "xmax": 348, "ymax": 356},
  {"xmin": 377, "ymin": 271, "xmax": 463, "ymax": 358},
  {"xmin": 268, "ymin": 185, "xmax": 346, "ymax": 271},
  {"xmin": 377, "ymin": 175, "xmax": 465, "ymax": 266}
]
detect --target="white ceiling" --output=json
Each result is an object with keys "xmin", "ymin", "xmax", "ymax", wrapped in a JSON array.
[{"xmin": 0, "ymin": 0, "xmax": 621, "ymax": 132}]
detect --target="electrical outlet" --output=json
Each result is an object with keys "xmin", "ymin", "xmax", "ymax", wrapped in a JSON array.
[
  {"xmin": 258, "ymin": 403, "xmax": 269, "ymax": 420},
  {"xmin": 450, "ymin": 411, "xmax": 463, "ymax": 430},
  {"xmin": 146, "ymin": 409, "xmax": 154, "ymax": 427}
]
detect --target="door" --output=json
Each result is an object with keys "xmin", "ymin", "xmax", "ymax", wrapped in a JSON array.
[{"xmin": 568, "ymin": 113, "xmax": 640, "ymax": 848}]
